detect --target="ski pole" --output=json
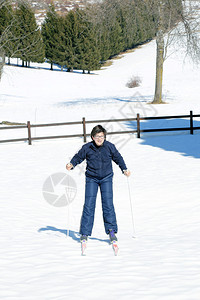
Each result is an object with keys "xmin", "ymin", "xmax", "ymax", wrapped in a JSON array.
[
  {"xmin": 127, "ymin": 176, "xmax": 136, "ymax": 238},
  {"xmin": 66, "ymin": 174, "xmax": 71, "ymax": 238},
  {"xmin": 66, "ymin": 204, "xmax": 70, "ymax": 238}
]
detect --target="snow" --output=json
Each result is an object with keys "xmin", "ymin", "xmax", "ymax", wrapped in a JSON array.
[{"xmin": 0, "ymin": 29, "xmax": 200, "ymax": 299}]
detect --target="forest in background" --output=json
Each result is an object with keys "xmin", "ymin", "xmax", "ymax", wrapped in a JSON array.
[{"xmin": 0, "ymin": 0, "xmax": 182, "ymax": 73}]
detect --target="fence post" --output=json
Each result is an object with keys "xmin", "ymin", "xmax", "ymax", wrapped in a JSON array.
[
  {"xmin": 82, "ymin": 117, "xmax": 87, "ymax": 142},
  {"xmin": 27, "ymin": 121, "xmax": 32, "ymax": 145},
  {"xmin": 190, "ymin": 110, "xmax": 193, "ymax": 135},
  {"xmin": 137, "ymin": 113, "xmax": 140, "ymax": 138}
]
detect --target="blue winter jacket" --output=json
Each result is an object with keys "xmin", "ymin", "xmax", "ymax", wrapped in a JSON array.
[{"xmin": 70, "ymin": 140, "xmax": 127, "ymax": 179}]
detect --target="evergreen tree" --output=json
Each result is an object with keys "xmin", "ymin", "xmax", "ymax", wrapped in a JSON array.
[
  {"xmin": 75, "ymin": 9, "xmax": 100, "ymax": 73},
  {"xmin": 53, "ymin": 16, "xmax": 67, "ymax": 70},
  {"xmin": 110, "ymin": 19, "xmax": 124, "ymax": 56},
  {"xmin": 15, "ymin": 1, "xmax": 45, "ymax": 66},
  {"xmin": 98, "ymin": 0, "xmax": 124, "ymax": 60},
  {"xmin": 64, "ymin": 10, "xmax": 79, "ymax": 71},
  {"xmin": 114, "ymin": 1, "xmax": 135, "ymax": 50},
  {"xmin": 98, "ymin": 22, "xmax": 112, "ymax": 62},
  {"xmin": 42, "ymin": 4, "xmax": 63, "ymax": 70},
  {"xmin": 134, "ymin": 0, "xmax": 156, "ymax": 44}
]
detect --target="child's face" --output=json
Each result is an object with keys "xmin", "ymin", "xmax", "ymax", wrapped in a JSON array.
[{"xmin": 92, "ymin": 132, "xmax": 105, "ymax": 146}]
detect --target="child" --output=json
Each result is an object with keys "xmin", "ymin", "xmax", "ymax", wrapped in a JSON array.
[{"xmin": 66, "ymin": 125, "xmax": 130, "ymax": 242}]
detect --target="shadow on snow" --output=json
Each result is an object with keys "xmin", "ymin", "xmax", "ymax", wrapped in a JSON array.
[
  {"xmin": 57, "ymin": 95, "xmax": 155, "ymax": 107},
  {"xmin": 5, "ymin": 61, "xmax": 97, "ymax": 75},
  {"xmin": 38, "ymin": 226, "xmax": 110, "ymax": 244},
  {"xmin": 125, "ymin": 118, "xmax": 200, "ymax": 159}
]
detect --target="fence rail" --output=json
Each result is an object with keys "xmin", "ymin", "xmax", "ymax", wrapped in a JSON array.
[{"xmin": 0, "ymin": 110, "xmax": 200, "ymax": 145}]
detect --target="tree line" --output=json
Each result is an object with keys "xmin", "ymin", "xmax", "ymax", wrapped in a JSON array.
[{"xmin": 0, "ymin": 0, "xmax": 182, "ymax": 74}]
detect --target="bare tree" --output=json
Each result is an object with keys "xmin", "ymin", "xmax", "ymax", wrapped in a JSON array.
[
  {"xmin": 151, "ymin": 0, "xmax": 200, "ymax": 104},
  {"xmin": 0, "ymin": 0, "xmax": 45, "ymax": 81}
]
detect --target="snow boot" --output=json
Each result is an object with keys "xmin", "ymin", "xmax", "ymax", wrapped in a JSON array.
[
  {"xmin": 108, "ymin": 229, "xmax": 117, "ymax": 242},
  {"xmin": 80, "ymin": 235, "xmax": 88, "ymax": 242}
]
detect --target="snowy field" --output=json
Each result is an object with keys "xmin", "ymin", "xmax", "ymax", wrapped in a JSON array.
[{"xmin": 0, "ymin": 35, "xmax": 200, "ymax": 299}]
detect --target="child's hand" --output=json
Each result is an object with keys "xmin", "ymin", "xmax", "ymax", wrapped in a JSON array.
[
  {"xmin": 66, "ymin": 163, "xmax": 73, "ymax": 171},
  {"xmin": 124, "ymin": 170, "xmax": 131, "ymax": 177}
]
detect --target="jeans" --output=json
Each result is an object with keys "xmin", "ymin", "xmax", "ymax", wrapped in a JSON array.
[{"xmin": 80, "ymin": 173, "xmax": 118, "ymax": 236}]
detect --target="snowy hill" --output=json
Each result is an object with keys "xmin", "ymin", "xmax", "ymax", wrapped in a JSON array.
[{"xmin": 0, "ymin": 34, "xmax": 200, "ymax": 299}]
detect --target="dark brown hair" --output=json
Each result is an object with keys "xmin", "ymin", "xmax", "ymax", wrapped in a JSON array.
[{"xmin": 91, "ymin": 125, "xmax": 107, "ymax": 139}]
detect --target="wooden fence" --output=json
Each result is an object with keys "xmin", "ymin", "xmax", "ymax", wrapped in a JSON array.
[{"xmin": 0, "ymin": 110, "xmax": 200, "ymax": 145}]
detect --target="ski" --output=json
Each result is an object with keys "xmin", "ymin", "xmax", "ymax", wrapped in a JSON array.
[
  {"xmin": 80, "ymin": 235, "xmax": 88, "ymax": 256},
  {"xmin": 108, "ymin": 229, "xmax": 119, "ymax": 255},
  {"xmin": 80, "ymin": 232, "xmax": 119, "ymax": 256},
  {"xmin": 81, "ymin": 240, "xmax": 87, "ymax": 256},
  {"xmin": 111, "ymin": 240, "xmax": 119, "ymax": 256}
]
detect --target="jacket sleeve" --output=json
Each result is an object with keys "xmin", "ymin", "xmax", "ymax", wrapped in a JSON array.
[
  {"xmin": 111, "ymin": 144, "xmax": 127, "ymax": 173},
  {"xmin": 70, "ymin": 145, "xmax": 86, "ymax": 168}
]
